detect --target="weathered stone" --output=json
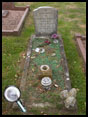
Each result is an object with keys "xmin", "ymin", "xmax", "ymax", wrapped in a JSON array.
[
  {"xmin": 68, "ymin": 88, "xmax": 77, "ymax": 97},
  {"xmin": 32, "ymin": 102, "xmax": 52, "ymax": 108},
  {"xmin": 64, "ymin": 96, "xmax": 76, "ymax": 109},
  {"xmin": 60, "ymin": 90, "xmax": 69, "ymax": 99},
  {"xmin": 33, "ymin": 6, "xmax": 58, "ymax": 36},
  {"xmin": 51, "ymin": 53, "xmax": 56, "ymax": 57}
]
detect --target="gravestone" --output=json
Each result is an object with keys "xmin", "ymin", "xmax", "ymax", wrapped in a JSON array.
[
  {"xmin": 2, "ymin": 2, "xmax": 15, "ymax": 10},
  {"xmin": 33, "ymin": 6, "xmax": 58, "ymax": 36}
]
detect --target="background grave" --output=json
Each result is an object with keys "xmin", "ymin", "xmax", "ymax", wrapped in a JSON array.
[
  {"xmin": 74, "ymin": 33, "xmax": 86, "ymax": 71},
  {"xmin": 2, "ymin": 2, "xmax": 30, "ymax": 36}
]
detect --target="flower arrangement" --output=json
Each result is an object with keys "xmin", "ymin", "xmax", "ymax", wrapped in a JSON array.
[
  {"xmin": 38, "ymin": 40, "xmax": 51, "ymax": 47},
  {"xmin": 44, "ymin": 40, "xmax": 51, "ymax": 44},
  {"xmin": 51, "ymin": 34, "xmax": 59, "ymax": 39}
]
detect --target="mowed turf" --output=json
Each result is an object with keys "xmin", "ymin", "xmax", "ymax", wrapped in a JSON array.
[{"xmin": 2, "ymin": 2, "xmax": 86, "ymax": 115}]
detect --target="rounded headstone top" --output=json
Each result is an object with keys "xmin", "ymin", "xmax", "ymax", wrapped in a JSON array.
[
  {"xmin": 33, "ymin": 6, "xmax": 58, "ymax": 36},
  {"xmin": 33, "ymin": 6, "xmax": 57, "ymax": 12}
]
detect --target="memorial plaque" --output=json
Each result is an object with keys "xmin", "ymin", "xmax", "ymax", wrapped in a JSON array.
[{"xmin": 33, "ymin": 6, "xmax": 58, "ymax": 36}]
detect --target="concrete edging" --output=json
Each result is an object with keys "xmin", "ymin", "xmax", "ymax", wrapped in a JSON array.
[{"xmin": 59, "ymin": 35, "xmax": 71, "ymax": 91}]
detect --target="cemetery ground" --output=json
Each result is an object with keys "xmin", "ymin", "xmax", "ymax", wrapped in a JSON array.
[{"xmin": 2, "ymin": 2, "xmax": 86, "ymax": 115}]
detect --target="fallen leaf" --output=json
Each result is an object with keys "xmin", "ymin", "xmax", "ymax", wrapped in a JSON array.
[
  {"xmin": 74, "ymin": 61, "xmax": 76, "ymax": 64},
  {"xmin": 15, "ymin": 74, "xmax": 18, "ymax": 78},
  {"xmin": 17, "ymin": 60, "xmax": 20, "ymax": 63},
  {"xmin": 43, "ymin": 114, "xmax": 47, "ymax": 115},
  {"xmin": 56, "ymin": 64, "xmax": 60, "ymax": 68},
  {"xmin": 31, "ymin": 56, "xmax": 35, "ymax": 59},
  {"xmin": 84, "ymin": 102, "xmax": 86, "ymax": 107},
  {"xmin": 22, "ymin": 53, "xmax": 25, "ymax": 56},
  {"xmin": 41, "ymin": 111, "xmax": 44, "ymax": 114},
  {"xmin": 23, "ymin": 56, "xmax": 26, "ymax": 59},
  {"xmin": 54, "ymin": 84, "xmax": 59, "ymax": 88},
  {"xmin": 8, "ymin": 54, "xmax": 11, "ymax": 56},
  {"xmin": 32, "ymin": 68, "xmax": 35, "ymax": 72},
  {"xmin": 76, "ymin": 88, "xmax": 79, "ymax": 91}
]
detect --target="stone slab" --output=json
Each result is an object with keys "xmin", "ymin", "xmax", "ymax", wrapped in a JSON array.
[{"xmin": 2, "ymin": 6, "xmax": 30, "ymax": 36}]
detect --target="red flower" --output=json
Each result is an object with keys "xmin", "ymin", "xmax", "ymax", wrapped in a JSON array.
[{"xmin": 44, "ymin": 40, "xmax": 51, "ymax": 44}]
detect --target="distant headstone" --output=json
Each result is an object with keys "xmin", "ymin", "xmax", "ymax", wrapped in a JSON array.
[
  {"xmin": 2, "ymin": 2, "xmax": 15, "ymax": 10},
  {"xmin": 33, "ymin": 6, "xmax": 58, "ymax": 36}
]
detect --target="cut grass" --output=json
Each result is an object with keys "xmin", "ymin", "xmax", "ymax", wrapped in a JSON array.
[{"xmin": 2, "ymin": 2, "xmax": 86, "ymax": 115}]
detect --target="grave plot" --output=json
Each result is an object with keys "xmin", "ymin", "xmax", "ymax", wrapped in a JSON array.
[
  {"xmin": 2, "ymin": 2, "xmax": 30, "ymax": 36},
  {"xmin": 12, "ymin": 7, "xmax": 77, "ymax": 115},
  {"xmin": 19, "ymin": 36, "xmax": 75, "ymax": 115},
  {"xmin": 75, "ymin": 34, "xmax": 86, "ymax": 70}
]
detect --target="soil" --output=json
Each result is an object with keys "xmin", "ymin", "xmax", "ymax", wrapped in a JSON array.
[{"xmin": 2, "ymin": 10, "xmax": 24, "ymax": 30}]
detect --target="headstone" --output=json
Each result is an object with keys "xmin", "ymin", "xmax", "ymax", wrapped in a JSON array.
[
  {"xmin": 2, "ymin": 2, "xmax": 15, "ymax": 10},
  {"xmin": 33, "ymin": 6, "xmax": 58, "ymax": 36}
]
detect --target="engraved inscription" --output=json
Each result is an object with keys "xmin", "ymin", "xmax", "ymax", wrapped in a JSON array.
[{"xmin": 33, "ymin": 7, "xmax": 58, "ymax": 36}]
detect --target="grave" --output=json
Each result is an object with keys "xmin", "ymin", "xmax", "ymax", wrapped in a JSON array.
[
  {"xmin": 13, "ymin": 6, "xmax": 77, "ymax": 115},
  {"xmin": 75, "ymin": 33, "xmax": 86, "ymax": 71},
  {"xmin": 2, "ymin": 2, "xmax": 30, "ymax": 36}
]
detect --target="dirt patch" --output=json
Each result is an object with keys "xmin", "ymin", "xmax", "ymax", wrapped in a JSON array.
[{"xmin": 79, "ymin": 24, "xmax": 86, "ymax": 29}]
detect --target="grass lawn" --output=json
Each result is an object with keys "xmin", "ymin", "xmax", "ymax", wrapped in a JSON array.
[{"xmin": 2, "ymin": 2, "xmax": 86, "ymax": 115}]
